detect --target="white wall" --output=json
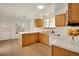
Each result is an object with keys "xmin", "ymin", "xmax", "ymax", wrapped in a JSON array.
[
  {"xmin": 0, "ymin": 21, "xmax": 10, "ymax": 40},
  {"xmin": 55, "ymin": 3, "xmax": 68, "ymax": 15},
  {"xmin": 0, "ymin": 20, "xmax": 16, "ymax": 40},
  {"xmin": 0, "ymin": 16, "xmax": 32, "ymax": 41}
]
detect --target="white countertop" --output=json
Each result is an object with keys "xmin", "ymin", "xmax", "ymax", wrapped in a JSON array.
[
  {"xmin": 52, "ymin": 40, "xmax": 79, "ymax": 53},
  {"xmin": 50, "ymin": 34, "xmax": 79, "ymax": 53},
  {"xmin": 18, "ymin": 31, "xmax": 38, "ymax": 34},
  {"xmin": 47, "ymin": 27, "xmax": 79, "ymax": 53},
  {"xmin": 18, "ymin": 31, "xmax": 44, "ymax": 34}
]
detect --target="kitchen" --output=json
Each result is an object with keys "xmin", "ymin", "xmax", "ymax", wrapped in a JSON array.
[{"xmin": 0, "ymin": 3, "xmax": 79, "ymax": 56}]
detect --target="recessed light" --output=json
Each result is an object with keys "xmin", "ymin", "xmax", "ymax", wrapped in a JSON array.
[{"xmin": 38, "ymin": 5, "xmax": 44, "ymax": 9}]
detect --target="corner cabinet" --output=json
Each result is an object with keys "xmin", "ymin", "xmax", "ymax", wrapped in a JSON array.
[
  {"xmin": 68, "ymin": 3, "xmax": 79, "ymax": 23},
  {"xmin": 19, "ymin": 32, "xmax": 49, "ymax": 47},
  {"xmin": 52, "ymin": 45, "xmax": 79, "ymax": 56},
  {"xmin": 20, "ymin": 33, "xmax": 38, "ymax": 47},
  {"xmin": 55, "ymin": 14, "xmax": 65, "ymax": 27},
  {"xmin": 34, "ymin": 19, "xmax": 43, "ymax": 27},
  {"xmin": 38, "ymin": 33, "xmax": 49, "ymax": 45}
]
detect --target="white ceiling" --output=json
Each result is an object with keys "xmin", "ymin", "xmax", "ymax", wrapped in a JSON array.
[{"xmin": 0, "ymin": 3, "xmax": 67, "ymax": 20}]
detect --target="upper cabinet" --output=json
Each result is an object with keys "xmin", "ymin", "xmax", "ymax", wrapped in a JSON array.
[
  {"xmin": 55, "ymin": 14, "xmax": 66, "ymax": 27},
  {"xmin": 34, "ymin": 19, "xmax": 43, "ymax": 27},
  {"xmin": 68, "ymin": 3, "xmax": 79, "ymax": 23}
]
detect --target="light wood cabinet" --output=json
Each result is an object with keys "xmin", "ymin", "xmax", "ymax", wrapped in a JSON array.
[
  {"xmin": 55, "ymin": 14, "xmax": 65, "ymax": 27},
  {"xmin": 20, "ymin": 32, "xmax": 49, "ymax": 47},
  {"xmin": 31, "ymin": 33, "xmax": 39, "ymax": 42},
  {"xmin": 52, "ymin": 45, "xmax": 79, "ymax": 56},
  {"xmin": 68, "ymin": 3, "xmax": 79, "ymax": 23},
  {"xmin": 39, "ymin": 33, "xmax": 49, "ymax": 45},
  {"xmin": 34, "ymin": 19, "xmax": 43, "ymax": 27},
  {"xmin": 22, "ymin": 33, "xmax": 38, "ymax": 47}
]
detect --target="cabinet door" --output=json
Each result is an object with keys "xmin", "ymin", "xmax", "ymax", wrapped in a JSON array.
[
  {"xmin": 39, "ymin": 33, "xmax": 48, "ymax": 45},
  {"xmin": 55, "ymin": 14, "xmax": 65, "ymax": 27},
  {"xmin": 22, "ymin": 33, "xmax": 39, "ymax": 47},
  {"xmin": 68, "ymin": 3, "xmax": 79, "ymax": 23},
  {"xmin": 34, "ymin": 33, "xmax": 39, "ymax": 42},
  {"xmin": 52, "ymin": 45, "xmax": 79, "ymax": 56},
  {"xmin": 22, "ymin": 34, "xmax": 32, "ymax": 47},
  {"xmin": 34, "ymin": 19, "xmax": 43, "ymax": 27},
  {"xmin": 31, "ymin": 33, "xmax": 38, "ymax": 43}
]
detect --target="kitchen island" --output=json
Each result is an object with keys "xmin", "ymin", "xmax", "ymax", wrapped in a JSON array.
[{"xmin": 19, "ymin": 31, "xmax": 49, "ymax": 47}]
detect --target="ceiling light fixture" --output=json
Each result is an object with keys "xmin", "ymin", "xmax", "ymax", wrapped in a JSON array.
[{"xmin": 38, "ymin": 5, "xmax": 44, "ymax": 9}]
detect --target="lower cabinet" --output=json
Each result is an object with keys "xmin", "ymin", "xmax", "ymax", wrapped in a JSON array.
[
  {"xmin": 39, "ymin": 33, "xmax": 49, "ymax": 45},
  {"xmin": 22, "ymin": 33, "xmax": 38, "ymax": 47},
  {"xmin": 52, "ymin": 45, "xmax": 79, "ymax": 56},
  {"xmin": 21, "ymin": 32, "xmax": 49, "ymax": 47}
]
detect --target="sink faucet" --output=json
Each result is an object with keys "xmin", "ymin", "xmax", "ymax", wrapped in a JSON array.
[{"xmin": 52, "ymin": 30, "xmax": 55, "ymax": 33}]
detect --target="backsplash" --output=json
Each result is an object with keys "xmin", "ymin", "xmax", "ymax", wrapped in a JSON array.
[
  {"xmin": 43, "ymin": 28, "xmax": 56, "ymax": 33},
  {"xmin": 53, "ymin": 27, "xmax": 79, "ymax": 41}
]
